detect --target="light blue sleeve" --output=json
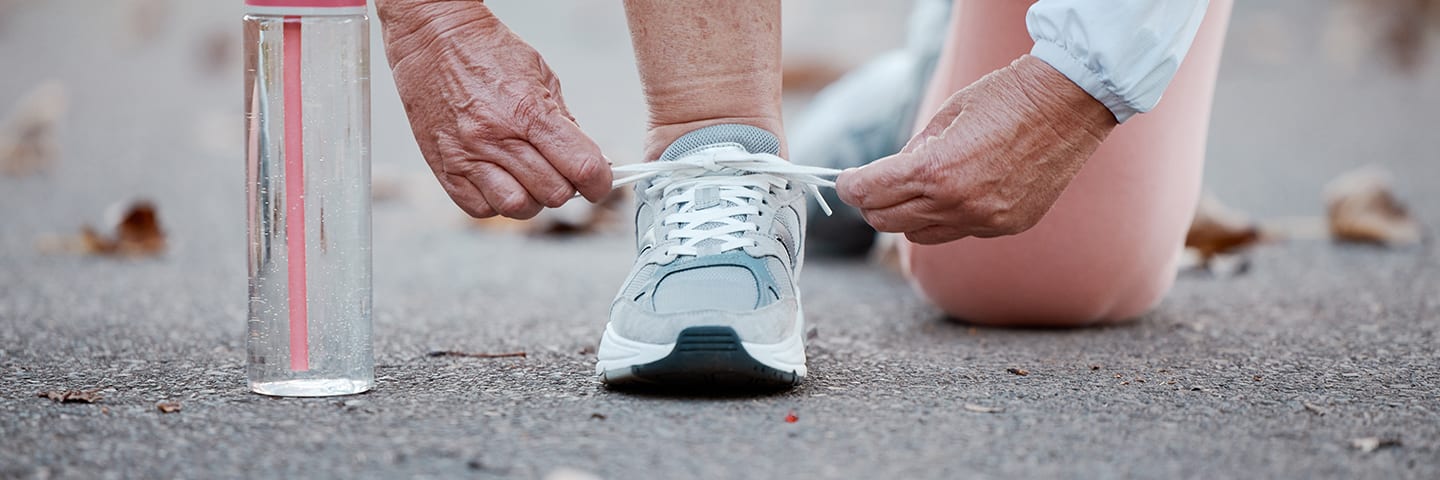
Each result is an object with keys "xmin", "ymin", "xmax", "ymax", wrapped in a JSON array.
[{"xmin": 1026, "ymin": 0, "xmax": 1210, "ymax": 123}]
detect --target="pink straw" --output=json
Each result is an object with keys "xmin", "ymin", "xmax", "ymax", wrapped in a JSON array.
[{"xmin": 283, "ymin": 17, "xmax": 309, "ymax": 372}]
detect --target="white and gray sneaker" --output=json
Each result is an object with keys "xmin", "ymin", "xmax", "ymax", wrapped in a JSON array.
[{"xmin": 595, "ymin": 124, "xmax": 839, "ymax": 388}]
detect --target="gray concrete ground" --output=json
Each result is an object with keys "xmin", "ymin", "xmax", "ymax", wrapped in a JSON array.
[{"xmin": 2, "ymin": 0, "xmax": 1438, "ymax": 478}]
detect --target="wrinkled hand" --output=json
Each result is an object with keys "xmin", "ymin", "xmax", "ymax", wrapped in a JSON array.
[
  {"xmin": 378, "ymin": 0, "xmax": 611, "ymax": 219},
  {"xmin": 835, "ymin": 55, "xmax": 1118, "ymax": 244}
]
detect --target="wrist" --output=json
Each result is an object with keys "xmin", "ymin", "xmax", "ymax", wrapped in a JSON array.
[
  {"xmin": 378, "ymin": 0, "xmax": 495, "ymax": 37},
  {"xmin": 1009, "ymin": 55, "xmax": 1117, "ymax": 140}
]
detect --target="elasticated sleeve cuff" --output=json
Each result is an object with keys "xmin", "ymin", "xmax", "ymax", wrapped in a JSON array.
[{"xmin": 1025, "ymin": 0, "xmax": 1210, "ymax": 124}]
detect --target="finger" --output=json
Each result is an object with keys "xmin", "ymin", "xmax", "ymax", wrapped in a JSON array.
[
  {"xmin": 905, "ymin": 225, "xmax": 968, "ymax": 245},
  {"xmin": 469, "ymin": 161, "xmax": 543, "ymax": 219},
  {"xmin": 835, "ymin": 153, "xmax": 926, "ymax": 210},
  {"xmin": 859, "ymin": 197, "xmax": 948, "ymax": 233},
  {"xmin": 492, "ymin": 141, "xmax": 577, "ymax": 208},
  {"xmin": 439, "ymin": 171, "xmax": 498, "ymax": 218},
  {"xmin": 528, "ymin": 112, "xmax": 612, "ymax": 202}
]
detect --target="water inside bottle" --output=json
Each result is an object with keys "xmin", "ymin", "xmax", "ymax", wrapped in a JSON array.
[{"xmin": 244, "ymin": 12, "xmax": 373, "ymax": 397}]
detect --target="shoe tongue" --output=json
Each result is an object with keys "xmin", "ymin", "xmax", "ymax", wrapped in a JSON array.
[{"xmin": 658, "ymin": 124, "xmax": 781, "ymax": 161}]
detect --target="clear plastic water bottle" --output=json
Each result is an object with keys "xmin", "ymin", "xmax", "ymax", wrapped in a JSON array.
[{"xmin": 244, "ymin": 0, "xmax": 372, "ymax": 397}]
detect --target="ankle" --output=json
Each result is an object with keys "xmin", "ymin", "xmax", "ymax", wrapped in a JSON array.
[{"xmin": 644, "ymin": 117, "xmax": 785, "ymax": 161}]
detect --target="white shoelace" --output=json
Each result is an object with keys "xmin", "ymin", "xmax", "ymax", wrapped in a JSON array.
[{"xmin": 607, "ymin": 151, "xmax": 842, "ymax": 257}]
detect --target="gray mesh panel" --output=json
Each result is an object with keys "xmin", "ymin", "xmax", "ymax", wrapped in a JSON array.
[
  {"xmin": 658, "ymin": 124, "xmax": 781, "ymax": 161},
  {"xmin": 652, "ymin": 266, "xmax": 760, "ymax": 313}
]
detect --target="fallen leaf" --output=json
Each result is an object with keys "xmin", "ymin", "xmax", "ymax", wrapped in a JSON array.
[
  {"xmin": 126, "ymin": 0, "xmax": 169, "ymax": 47},
  {"xmin": 78, "ymin": 201, "xmax": 167, "ymax": 257},
  {"xmin": 1350, "ymin": 436, "xmax": 1402, "ymax": 452},
  {"xmin": 37, "ymin": 388, "xmax": 103, "ymax": 404},
  {"xmin": 426, "ymin": 350, "xmax": 526, "ymax": 359},
  {"xmin": 1350, "ymin": 0, "xmax": 1440, "ymax": 71},
  {"xmin": 197, "ymin": 28, "xmax": 236, "ymax": 76},
  {"xmin": 589, "ymin": 413, "xmax": 606, "ymax": 420},
  {"xmin": 156, "ymin": 401, "xmax": 182, "ymax": 413},
  {"xmin": 370, "ymin": 175, "xmax": 407, "ymax": 203},
  {"xmin": 1325, "ymin": 166, "xmax": 1422, "ymax": 246},
  {"xmin": 0, "ymin": 81, "xmax": 66, "ymax": 177},
  {"xmin": 1185, "ymin": 193, "xmax": 1261, "ymax": 266},
  {"xmin": 784, "ymin": 410, "xmax": 799, "ymax": 423},
  {"xmin": 469, "ymin": 189, "xmax": 628, "ymax": 236},
  {"xmin": 1007, "ymin": 368, "xmax": 1029, "ymax": 376},
  {"xmin": 963, "ymin": 403, "xmax": 1004, "ymax": 414}
]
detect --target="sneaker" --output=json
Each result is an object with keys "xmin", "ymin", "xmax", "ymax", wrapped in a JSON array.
[{"xmin": 595, "ymin": 124, "xmax": 838, "ymax": 388}]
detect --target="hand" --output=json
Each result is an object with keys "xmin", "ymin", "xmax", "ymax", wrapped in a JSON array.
[
  {"xmin": 378, "ymin": 0, "xmax": 611, "ymax": 219},
  {"xmin": 835, "ymin": 55, "xmax": 1118, "ymax": 244}
]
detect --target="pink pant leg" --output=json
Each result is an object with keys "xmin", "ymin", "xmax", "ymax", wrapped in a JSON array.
[{"xmin": 904, "ymin": 0, "xmax": 1234, "ymax": 326}]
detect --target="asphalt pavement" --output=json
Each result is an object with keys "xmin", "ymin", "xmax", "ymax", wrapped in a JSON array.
[{"xmin": 1, "ymin": 0, "xmax": 1437, "ymax": 478}]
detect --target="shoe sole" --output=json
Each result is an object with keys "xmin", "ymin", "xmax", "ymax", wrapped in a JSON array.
[{"xmin": 595, "ymin": 313, "xmax": 806, "ymax": 389}]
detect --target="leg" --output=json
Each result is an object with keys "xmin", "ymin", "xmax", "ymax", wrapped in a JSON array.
[
  {"xmin": 904, "ymin": 0, "xmax": 1234, "ymax": 326},
  {"xmin": 623, "ymin": 0, "xmax": 784, "ymax": 160},
  {"xmin": 599, "ymin": 1, "xmax": 809, "ymax": 387}
]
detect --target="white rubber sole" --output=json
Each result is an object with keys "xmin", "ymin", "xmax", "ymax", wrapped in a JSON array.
[{"xmin": 595, "ymin": 309, "xmax": 807, "ymax": 386}]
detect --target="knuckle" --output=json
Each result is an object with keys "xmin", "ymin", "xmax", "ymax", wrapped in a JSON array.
[
  {"xmin": 511, "ymin": 94, "xmax": 559, "ymax": 133},
  {"xmin": 864, "ymin": 212, "xmax": 894, "ymax": 232},
  {"xmin": 542, "ymin": 187, "xmax": 573, "ymax": 208},
  {"xmin": 575, "ymin": 155, "xmax": 606, "ymax": 184},
  {"xmin": 462, "ymin": 203, "xmax": 496, "ymax": 219},
  {"xmin": 982, "ymin": 214, "xmax": 1011, "ymax": 233},
  {"xmin": 496, "ymin": 191, "xmax": 532, "ymax": 214}
]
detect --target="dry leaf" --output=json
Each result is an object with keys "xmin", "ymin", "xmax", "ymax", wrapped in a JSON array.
[
  {"xmin": 126, "ymin": 0, "xmax": 169, "ymax": 47},
  {"xmin": 963, "ymin": 403, "xmax": 1004, "ymax": 414},
  {"xmin": 37, "ymin": 388, "xmax": 103, "ymax": 404},
  {"xmin": 469, "ymin": 189, "xmax": 628, "ymax": 236},
  {"xmin": 156, "ymin": 401, "xmax": 182, "ymax": 413},
  {"xmin": 782, "ymin": 58, "xmax": 849, "ymax": 93},
  {"xmin": 0, "ymin": 81, "xmax": 66, "ymax": 177},
  {"xmin": 1325, "ymin": 167, "xmax": 1422, "ymax": 246},
  {"xmin": 426, "ymin": 350, "xmax": 526, "ymax": 359},
  {"xmin": 1007, "ymin": 368, "xmax": 1030, "ymax": 376},
  {"xmin": 197, "ymin": 29, "xmax": 236, "ymax": 76},
  {"xmin": 80, "ymin": 201, "xmax": 168, "ymax": 257},
  {"xmin": 1185, "ymin": 193, "xmax": 1262, "ymax": 266},
  {"xmin": 371, "ymin": 176, "xmax": 406, "ymax": 203},
  {"xmin": 1350, "ymin": 436, "xmax": 1402, "ymax": 452},
  {"xmin": 1349, "ymin": 0, "xmax": 1440, "ymax": 71}
]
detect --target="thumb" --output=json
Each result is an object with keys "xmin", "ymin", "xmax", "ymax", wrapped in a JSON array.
[{"xmin": 835, "ymin": 153, "xmax": 923, "ymax": 210}]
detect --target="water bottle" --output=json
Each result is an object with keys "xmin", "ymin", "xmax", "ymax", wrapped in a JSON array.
[{"xmin": 244, "ymin": 0, "xmax": 372, "ymax": 397}]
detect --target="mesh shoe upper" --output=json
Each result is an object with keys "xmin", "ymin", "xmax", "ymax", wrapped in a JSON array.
[{"xmin": 610, "ymin": 125, "xmax": 810, "ymax": 344}]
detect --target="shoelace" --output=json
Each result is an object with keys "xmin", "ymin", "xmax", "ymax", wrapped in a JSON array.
[{"xmin": 605, "ymin": 151, "xmax": 842, "ymax": 257}]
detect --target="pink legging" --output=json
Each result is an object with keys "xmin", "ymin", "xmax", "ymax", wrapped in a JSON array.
[{"xmin": 903, "ymin": 0, "xmax": 1234, "ymax": 327}]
